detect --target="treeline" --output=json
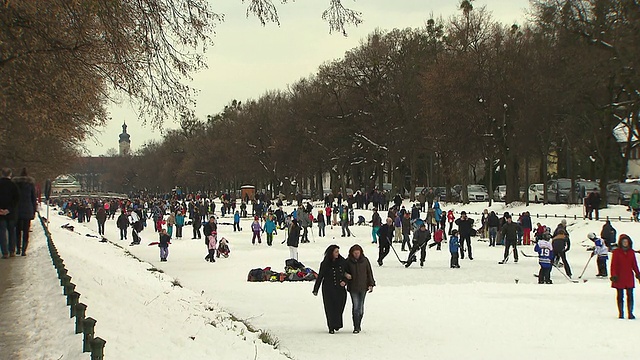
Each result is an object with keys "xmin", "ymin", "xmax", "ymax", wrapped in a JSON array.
[{"xmin": 126, "ymin": 0, "xmax": 640, "ymax": 204}]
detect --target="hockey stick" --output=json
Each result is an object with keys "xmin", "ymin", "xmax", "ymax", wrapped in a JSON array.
[
  {"xmin": 520, "ymin": 250, "xmax": 537, "ymax": 258},
  {"xmin": 577, "ymin": 254, "xmax": 594, "ymax": 279},
  {"xmin": 388, "ymin": 242, "xmax": 406, "ymax": 264},
  {"xmin": 552, "ymin": 264, "xmax": 582, "ymax": 283},
  {"xmin": 498, "ymin": 252, "xmax": 510, "ymax": 264}
]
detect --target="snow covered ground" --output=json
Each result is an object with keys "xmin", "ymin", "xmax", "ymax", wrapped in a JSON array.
[{"xmin": 45, "ymin": 201, "xmax": 640, "ymax": 360}]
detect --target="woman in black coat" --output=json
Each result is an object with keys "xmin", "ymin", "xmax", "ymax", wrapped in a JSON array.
[
  {"xmin": 12, "ymin": 168, "xmax": 37, "ymax": 256},
  {"xmin": 313, "ymin": 244, "xmax": 348, "ymax": 334}
]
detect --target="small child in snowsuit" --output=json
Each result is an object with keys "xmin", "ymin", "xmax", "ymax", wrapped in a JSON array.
[
  {"xmin": 207, "ymin": 231, "xmax": 218, "ymax": 262},
  {"xmin": 251, "ymin": 217, "xmax": 262, "ymax": 244},
  {"xmin": 429, "ymin": 228, "xmax": 444, "ymax": 250},
  {"xmin": 588, "ymin": 232, "xmax": 609, "ymax": 277},
  {"xmin": 449, "ymin": 230, "xmax": 460, "ymax": 268},
  {"xmin": 159, "ymin": 229, "xmax": 170, "ymax": 262},
  {"xmin": 534, "ymin": 235, "xmax": 554, "ymax": 284},
  {"xmin": 218, "ymin": 237, "xmax": 230, "ymax": 258}
]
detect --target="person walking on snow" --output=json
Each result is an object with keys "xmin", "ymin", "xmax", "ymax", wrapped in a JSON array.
[
  {"xmin": 313, "ymin": 244, "xmax": 348, "ymax": 334},
  {"xmin": 376, "ymin": 217, "xmax": 394, "ymax": 266},
  {"xmin": 610, "ymin": 234, "xmax": 640, "ymax": 319},
  {"xmin": 401, "ymin": 212, "xmax": 412, "ymax": 251},
  {"xmin": 96, "ymin": 205, "xmax": 107, "ymax": 236},
  {"xmin": 345, "ymin": 244, "xmax": 375, "ymax": 334}
]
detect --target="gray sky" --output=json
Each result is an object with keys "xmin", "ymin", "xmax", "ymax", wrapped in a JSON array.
[{"xmin": 84, "ymin": 0, "xmax": 530, "ymax": 156}]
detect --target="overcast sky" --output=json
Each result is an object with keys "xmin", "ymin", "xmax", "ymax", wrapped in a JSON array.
[{"xmin": 84, "ymin": 0, "xmax": 530, "ymax": 156}]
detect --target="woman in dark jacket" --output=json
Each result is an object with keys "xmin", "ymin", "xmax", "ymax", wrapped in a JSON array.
[
  {"xmin": 12, "ymin": 168, "xmax": 37, "ymax": 256},
  {"xmin": 610, "ymin": 234, "xmax": 640, "ymax": 319},
  {"xmin": 313, "ymin": 244, "xmax": 348, "ymax": 334},
  {"xmin": 287, "ymin": 219, "xmax": 300, "ymax": 260},
  {"xmin": 345, "ymin": 244, "xmax": 375, "ymax": 333}
]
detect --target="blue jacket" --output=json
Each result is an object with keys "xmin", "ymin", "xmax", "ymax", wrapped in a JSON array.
[
  {"xmin": 534, "ymin": 240, "xmax": 554, "ymax": 268},
  {"xmin": 449, "ymin": 236, "xmax": 460, "ymax": 253},
  {"xmin": 264, "ymin": 219, "xmax": 277, "ymax": 234},
  {"xmin": 433, "ymin": 202, "xmax": 442, "ymax": 222},
  {"xmin": 175, "ymin": 214, "xmax": 185, "ymax": 226},
  {"xmin": 234, "ymin": 213, "xmax": 240, "ymax": 223}
]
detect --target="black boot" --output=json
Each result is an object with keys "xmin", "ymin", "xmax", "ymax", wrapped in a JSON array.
[
  {"xmin": 628, "ymin": 292, "xmax": 635, "ymax": 319},
  {"xmin": 618, "ymin": 298, "xmax": 625, "ymax": 319}
]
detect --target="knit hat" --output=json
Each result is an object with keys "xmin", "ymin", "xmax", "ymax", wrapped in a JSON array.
[{"xmin": 460, "ymin": 211, "xmax": 467, "ymax": 216}]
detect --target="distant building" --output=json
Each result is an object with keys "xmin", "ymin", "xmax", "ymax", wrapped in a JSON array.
[
  {"xmin": 119, "ymin": 121, "xmax": 131, "ymax": 156},
  {"xmin": 51, "ymin": 174, "xmax": 82, "ymax": 194}
]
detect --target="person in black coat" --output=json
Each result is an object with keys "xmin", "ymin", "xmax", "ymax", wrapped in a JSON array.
[
  {"xmin": 12, "ymin": 168, "xmax": 37, "ymax": 256},
  {"xmin": 600, "ymin": 220, "xmax": 617, "ymax": 250},
  {"xmin": 376, "ymin": 217, "xmax": 394, "ymax": 266},
  {"xmin": 455, "ymin": 211, "xmax": 475, "ymax": 260},
  {"xmin": 313, "ymin": 244, "xmax": 348, "ymax": 334},
  {"xmin": 117, "ymin": 211, "xmax": 129, "ymax": 240},
  {"xmin": 0, "ymin": 168, "xmax": 21, "ymax": 258},
  {"xmin": 287, "ymin": 219, "xmax": 300, "ymax": 260}
]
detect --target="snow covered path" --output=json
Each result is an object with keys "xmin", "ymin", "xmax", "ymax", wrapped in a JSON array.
[
  {"xmin": 48, "ymin": 201, "xmax": 640, "ymax": 360},
  {"xmin": 0, "ymin": 222, "xmax": 83, "ymax": 360}
]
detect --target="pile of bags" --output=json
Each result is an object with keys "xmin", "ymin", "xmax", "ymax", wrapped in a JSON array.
[{"xmin": 247, "ymin": 259, "xmax": 318, "ymax": 283}]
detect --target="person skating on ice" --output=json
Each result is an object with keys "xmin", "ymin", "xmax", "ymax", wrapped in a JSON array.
[
  {"xmin": 376, "ymin": 217, "xmax": 394, "ymax": 266},
  {"xmin": 405, "ymin": 223, "xmax": 431, "ymax": 268},
  {"xmin": 534, "ymin": 233, "xmax": 553, "ymax": 284},
  {"xmin": 587, "ymin": 232, "xmax": 609, "ymax": 277},
  {"xmin": 455, "ymin": 211, "xmax": 474, "ymax": 260}
]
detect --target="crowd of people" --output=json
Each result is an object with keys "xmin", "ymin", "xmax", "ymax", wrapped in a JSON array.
[{"xmin": 47, "ymin": 186, "xmax": 640, "ymax": 330}]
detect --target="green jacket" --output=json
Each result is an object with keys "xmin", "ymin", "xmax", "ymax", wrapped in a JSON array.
[{"xmin": 631, "ymin": 193, "xmax": 640, "ymax": 209}]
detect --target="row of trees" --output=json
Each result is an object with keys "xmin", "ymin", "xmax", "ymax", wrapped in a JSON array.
[
  {"xmin": 1, "ymin": 0, "xmax": 355, "ymax": 180},
  {"xmin": 126, "ymin": 0, "xmax": 640, "ymax": 204}
]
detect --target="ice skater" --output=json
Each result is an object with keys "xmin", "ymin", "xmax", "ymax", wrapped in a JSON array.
[
  {"xmin": 534, "ymin": 233, "xmax": 553, "ymax": 284},
  {"xmin": 158, "ymin": 228, "xmax": 170, "ymax": 262},
  {"xmin": 405, "ymin": 223, "xmax": 430, "ymax": 268},
  {"xmin": 588, "ymin": 232, "xmax": 608, "ymax": 277}
]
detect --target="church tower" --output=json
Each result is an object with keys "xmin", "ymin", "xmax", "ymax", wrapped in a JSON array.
[{"xmin": 119, "ymin": 121, "xmax": 131, "ymax": 156}]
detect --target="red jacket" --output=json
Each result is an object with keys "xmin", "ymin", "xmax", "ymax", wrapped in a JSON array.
[
  {"xmin": 610, "ymin": 248, "xmax": 640, "ymax": 289},
  {"xmin": 447, "ymin": 211, "xmax": 455, "ymax": 222}
]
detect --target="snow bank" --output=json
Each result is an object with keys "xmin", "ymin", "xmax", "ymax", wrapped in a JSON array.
[{"xmin": 46, "ymin": 213, "xmax": 292, "ymax": 360}]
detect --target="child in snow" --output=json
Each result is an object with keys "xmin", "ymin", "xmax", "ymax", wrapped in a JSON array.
[
  {"xmin": 449, "ymin": 229, "xmax": 460, "ymax": 268},
  {"xmin": 534, "ymin": 234, "xmax": 554, "ymax": 284},
  {"xmin": 429, "ymin": 228, "xmax": 444, "ymax": 250},
  {"xmin": 166, "ymin": 212, "xmax": 175, "ymax": 238},
  {"xmin": 251, "ymin": 216, "xmax": 262, "ymax": 244},
  {"xmin": 263, "ymin": 215, "xmax": 277, "ymax": 246},
  {"xmin": 447, "ymin": 210, "xmax": 455, "ymax": 235},
  {"xmin": 207, "ymin": 231, "xmax": 218, "ymax": 262},
  {"xmin": 159, "ymin": 229, "xmax": 170, "ymax": 262},
  {"xmin": 233, "ymin": 211, "xmax": 241, "ymax": 232},
  {"xmin": 588, "ymin": 232, "xmax": 609, "ymax": 277},
  {"xmin": 217, "ymin": 237, "xmax": 230, "ymax": 258}
]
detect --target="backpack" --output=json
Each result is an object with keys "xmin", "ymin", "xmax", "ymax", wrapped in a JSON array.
[{"xmin": 247, "ymin": 268, "xmax": 265, "ymax": 282}]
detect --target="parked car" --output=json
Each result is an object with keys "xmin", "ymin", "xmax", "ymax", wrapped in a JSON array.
[
  {"xmin": 435, "ymin": 187, "xmax": 460, "ymax": 202},
  {"xmin": 467, "ymin": 184, "xmax": 489, "ymax": 202},
  {"xmin": 528, "ymin": 184, "xmax": 544, "ymax": 203},
  {"xmin": 493, "ymin": 185, "xmax": 507, "ymax": 202},
  {"xmin": 607, "ymin": 182, "xmax": 640, "ymax": 205},
  {"xmin": 546, "ymin": 179, "xmax": 572, "ymax": 204},
  {"xmin": 575, "ymin": 180, "xmax": 600, "ymax": 200}
]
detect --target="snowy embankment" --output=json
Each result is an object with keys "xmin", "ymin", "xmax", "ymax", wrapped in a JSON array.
[
  {"xmin": 48, "ymin": 201, "xmax": 640, "ymax": 360},
  {"xmin": 46, "ymin": 211, "xmax": 292, "ymax": 360}
]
